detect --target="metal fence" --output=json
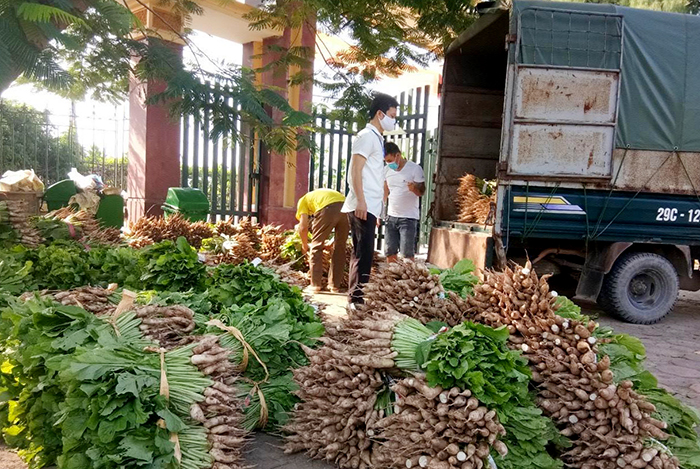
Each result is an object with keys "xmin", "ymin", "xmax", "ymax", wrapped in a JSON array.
[
  {"xmin": 309, "ymin": 86, "xmax": 436, "ymax": 249},
  {"xmin": 0, "ymin": 101, "xmax": 129, "ymax": 190},
  {"xmin": 180, "ymin": 85, "xmax": 261, "ymax": 222}
]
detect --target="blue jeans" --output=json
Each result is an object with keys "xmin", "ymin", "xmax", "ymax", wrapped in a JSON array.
[{"xmin": 385, "ymin": 216, "xmax": 419, "ymax": 258}]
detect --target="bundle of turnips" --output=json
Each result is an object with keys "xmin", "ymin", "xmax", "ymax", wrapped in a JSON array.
[
  {"xmin": 465, "ymin": 261, "xmax": 681, "ymax": 469},
  {"xmin": 127, "ymin": 213, "xmax": 214, "ymax": 249},
  {"xmin": 360, "ymin": 260, "xmax": 472, "ymax": 326},
  {"xmin": 371, "ymin": 376, "xmax": 508, "ymax": 469},
  {"xmin": 22, "ymin": 284, "xmax": 120, "ymax": 315},
  {"xmin": 456, "ymin": 174, "xmax": 494, "ymax": 225},
  {"xmin": 1, "ymin": 199, "xmax": 42, "ymax": 247},
  {"xmin": 285, "ymin": 303, "xmax": 557, "ymax": 469},
  {"xmin": 284, "ymin": 339, "xmax": 387, "ymax": 467}
]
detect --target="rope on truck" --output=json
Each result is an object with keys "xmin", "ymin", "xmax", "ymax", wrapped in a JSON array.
[{"xmin": 592, "ymin": 150, "xmax": 673, "ymax": 239}]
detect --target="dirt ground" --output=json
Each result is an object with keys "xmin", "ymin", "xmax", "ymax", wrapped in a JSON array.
[
  {"xmin": 1, "ymin": 291, "xmax": 698, "ymax": 469},
  {"xmin": 0, "ymin": 443, "xmax": 26, "ymax": 469}
]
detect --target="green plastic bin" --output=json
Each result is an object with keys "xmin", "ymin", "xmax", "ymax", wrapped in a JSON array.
[
  {"xmin": 162, "ymin": 187, "xmax": 210, "ymax": 222},
  {"xmin": 43, "ymin": 180, "xmax": 77, "ymax": 211},
  {"xmin": 95, "ymin": 194, "xmax": 124, "ymax": 228}
]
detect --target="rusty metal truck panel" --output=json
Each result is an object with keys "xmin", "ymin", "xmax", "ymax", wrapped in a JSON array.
[
  {"xmin": 509, "ymin": 123, "xmax": 614, "ymax": 178},
  {"xmin": 514, "ymin": 68, "xmax": 619, "ymax": 124}
]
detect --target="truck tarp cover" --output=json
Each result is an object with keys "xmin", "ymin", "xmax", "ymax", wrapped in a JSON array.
[{"xmin": 513, "ymin": 1, "xmax": 700, "ymax": 152}]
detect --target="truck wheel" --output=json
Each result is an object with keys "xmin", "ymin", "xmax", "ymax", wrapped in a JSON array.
[{"xmin": 598, "ymin": 252, "xmax": 678, "ymax": 324}]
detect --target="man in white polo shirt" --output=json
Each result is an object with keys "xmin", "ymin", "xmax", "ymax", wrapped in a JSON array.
[
  {"xmin": 342, "ymin": 93, "xmax": 399, "ymax": 305},
  {"xmin": 382, "ymin": 141, "xmax": 425, "ymax": 261}
]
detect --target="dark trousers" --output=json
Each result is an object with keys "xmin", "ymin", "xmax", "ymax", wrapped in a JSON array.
[{"xmin": 348, "ymin": 212, "xmax": 377, "ymax": 304}]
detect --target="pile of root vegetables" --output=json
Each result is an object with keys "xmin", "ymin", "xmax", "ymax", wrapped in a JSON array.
[
  {"xmin": 467, "ymin": 262, "xmax": 682, "ymax": 469},
  {"xmin": 455, "ymin": 174, "xmax": 495, "ymax": 225},
  {"xmin": 0, "ymin": 245, "xmax": 325, "ymax": 469},
  {"xmin": 285, "ymin": 259, "xmax": 700, "ymax": 469},
  {"xmin": 2, "ymin": 202, "xmax": 699, "ymax": 469},
  {"xmin": 285, "ymin": 305, "xmax": 559, "ymax": 469}
]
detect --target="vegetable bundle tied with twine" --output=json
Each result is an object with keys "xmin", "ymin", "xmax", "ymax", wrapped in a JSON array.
[
  {"xmin": 359, "ymin": 260, "xmax": 474, "ymax": 326},
  {"xmin": 286, "ymin": 307, "xmax": 518, "ymax": 469},
  {"xmin": 466, "ymin": 261, "xmax": 681, "ymax": 469}
]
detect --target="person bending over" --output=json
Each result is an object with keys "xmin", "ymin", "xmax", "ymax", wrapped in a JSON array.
[{"xmin": 296, "ymin": 188, "xmax": 349, "ymax": 293}]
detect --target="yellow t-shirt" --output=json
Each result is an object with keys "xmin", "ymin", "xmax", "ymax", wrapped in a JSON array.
[{"xmin": 296, "ymin": 189, "xmax": 345, "ymax": 219}]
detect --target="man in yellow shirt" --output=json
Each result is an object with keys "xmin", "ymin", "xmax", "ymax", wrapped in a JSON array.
[{"xmin": 296, "ymin": 188, "xmax": 349, "ymax": 293}]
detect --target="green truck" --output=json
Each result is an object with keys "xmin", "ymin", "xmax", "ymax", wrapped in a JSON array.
[{"xmin": 427, "ymin": 0, "xmax": 700, "ymax": 323}]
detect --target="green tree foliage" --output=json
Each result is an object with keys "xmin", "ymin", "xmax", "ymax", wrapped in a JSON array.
[
  {"xmin": 0, "ymin": 0, "xmax": 314, "ymax": 154},
  {"xmin": 249, "ymin": 0, "xmax": 698, "ymax": 118},
  {"xmin": 0, "ymin": 100, "xmax": 87, "ymax": 184}
]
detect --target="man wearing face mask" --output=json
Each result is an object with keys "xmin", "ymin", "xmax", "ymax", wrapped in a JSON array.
[
  {"xmin": 342, "ymin": 93, "xmax": 400, "ymax": 306},
  {"xmin": 382, "ymin": 142, "xmax": 426, "ymax": 261}
]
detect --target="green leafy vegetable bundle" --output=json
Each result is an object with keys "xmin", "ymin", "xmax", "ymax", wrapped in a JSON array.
[
  {"xmin": 0, "ymin": 293, "xmax": 241, "ymax": 469},
  {"xmin": 492, "ymin": 406, "xmax": 567, "ymax": 469},
  {"xmin": 0, "ymin": 249, "xmax": 33, "ymax": 295},
  {"xmin": 86, "ymin": 246, "xmax": 144, "ymax": 290},
  {"xmin": 140, "ymin": 237, "xmax": 207, "ymax": 292},
  {"xmin": 430, "ymin": 258, "xmax": 480, "ymax": 298},
  {"xmin": 26, "ymin": 241, "xmax": 91, "ymax": 290},
  {"xmin": 55, "ymin": 342, "xmax": 212, "ymax": 469},
  {"xmin": 420, "ymin": 322, "xmax": 531, "ymax": 419},
  {"xmin": 0, "ymin": 295, "xmax": 134, "ymax": 466},
  {"xmin": 389, "ymin": 318, "xmax": 565, "ymax": 469},
  {"xmin": 206, "ymin": 262, "xmax": 305, "ymax": 308},
  {"xmin": 209, "ymin": 297, "xmax": 324, "ymax": 382}
]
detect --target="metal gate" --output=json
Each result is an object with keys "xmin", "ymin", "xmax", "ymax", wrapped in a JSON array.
[
  {"xmin": 309, "ymin": 86, "xmax": 434, "ymax": 248},
  {"xmin": 180, "ymin": 85, "xmax": 261, "ymax": 222},
  {"xmin": 0, "ymin": 100, "xmax": 129, "ymax": 190}
]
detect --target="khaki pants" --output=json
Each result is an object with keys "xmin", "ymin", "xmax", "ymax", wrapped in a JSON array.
[{"xmin": 310, "ymin": 202, "xmax": 349, "ymax": 290}]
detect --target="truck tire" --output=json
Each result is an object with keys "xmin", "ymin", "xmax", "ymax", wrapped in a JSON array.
[{"xmin": 598, "ymin": 252, "xmax": 678, "ymax": 324}]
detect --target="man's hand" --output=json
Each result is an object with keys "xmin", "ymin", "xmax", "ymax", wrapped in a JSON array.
[
  {"xmin": 355, "ymin": 199, "xmax": 368, "ymax": 221},
  {"xmin": 407, "ymin": 182, "xmax": 426, "ymax": 196},
  {"xmin": 301, "ymin": 242, "xmax": 309, "ymax": 255}
]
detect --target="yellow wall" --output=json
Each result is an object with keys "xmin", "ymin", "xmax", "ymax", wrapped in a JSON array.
[{"xmin": 283, "ymin": 26, "xmax": 304, "ymax": 208}]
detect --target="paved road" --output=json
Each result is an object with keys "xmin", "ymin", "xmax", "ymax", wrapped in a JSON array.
[
  {"xmin": 2, "ymin": 291, "xmax": 699, "ymax": 469},
  {"xmin": 590, "ymin": 291, "xmax": 700, "ymax": 409}
]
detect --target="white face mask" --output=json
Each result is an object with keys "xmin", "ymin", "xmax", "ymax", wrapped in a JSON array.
[{"xmin": 379, "ymin": 112, "xmax": 396, "ymax": 132}]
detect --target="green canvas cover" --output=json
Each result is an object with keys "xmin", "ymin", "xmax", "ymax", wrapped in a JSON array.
[{"xmin": 512, "ymin": 1, "xmax": 700, "ymax": 152}]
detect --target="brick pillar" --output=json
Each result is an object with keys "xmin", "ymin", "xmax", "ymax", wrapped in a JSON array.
[
  {"xmin": 243, "ymin": 17, "xmax": 315, "ymax": 229},
  {"xmin": 126, "ymin": 41, "xmax": 183, "ymax": 221}
]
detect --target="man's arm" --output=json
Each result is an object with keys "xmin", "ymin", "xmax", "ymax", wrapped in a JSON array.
[
  {"xmin": 297, "ymin": 214, "xmax": 310, "ymax": 253},
  {"xmin": 408, "ymin": 182, "xmax": 426, "ymax": 196},
  {"xmin": 350, "ymin": 154, "xmax": 368, "ymax": 220},
  {"xmin": 383, "ymin": 180, "xmax": 390, "ymax": 203}
]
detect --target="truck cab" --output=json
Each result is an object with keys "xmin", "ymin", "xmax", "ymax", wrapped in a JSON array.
[{"xmin": 428, "ymin": 0, "xmax": 700, "ymax": 323}]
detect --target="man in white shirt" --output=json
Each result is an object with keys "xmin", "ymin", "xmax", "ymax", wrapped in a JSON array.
[
  {"xmin": 342, "ymin": 93, "xmax": 399, "ymax": 305},
  {"xmin": 382, "ymin": 142, "xmax": 426, "ymax": 261}
]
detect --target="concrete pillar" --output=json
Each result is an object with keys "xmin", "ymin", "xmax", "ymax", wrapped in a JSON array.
[
  {"xmin": 244, "ymin": 17, "xmax": 316, "ymax": 228},
  {"xmin": 124, "ymin": 1, "xmax": 184, "ymax": 222},
  {"xmin": 126, "ymin": 44, "xmax": 183, "ymax": 221}
]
